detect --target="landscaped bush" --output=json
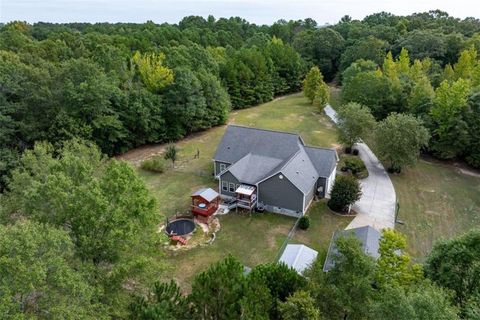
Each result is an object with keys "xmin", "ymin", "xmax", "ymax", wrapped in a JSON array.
[
  {"xmin": 345, "ymin": 146, "xmax": 352, "ymax": 154},
  {"xmin": 298, "ymin": 216, "xmax": 310, "ymax": 230},
  {"xmin": 344, "ymin": 157, "xmax": 366, "ymax": 174},
  {"xmin": 340, "ymin": 156, "xmax": 368, "ymax": 178},
  {"xmin": 327, "ymin": 175, "xmax": 362, "ymax": 213},
  {"xmin": 141, "ymin": 156, "xmax": 168, "ymax": 173}
]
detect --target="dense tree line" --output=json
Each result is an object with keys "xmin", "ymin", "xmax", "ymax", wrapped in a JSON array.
[
  {"xmin": 0, "ymin": 18, "xmax": 307, "ymax": 190},
  {"xmin": 341, "ymin": 46, "xmax": 480, "ymax": 169},
  {"xmin": 3, "ymin": 11, "xmax": 480, "ymax": 187}
]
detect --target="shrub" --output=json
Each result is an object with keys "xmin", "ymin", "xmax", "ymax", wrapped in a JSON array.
[
  {"xmin": 298, "ymin": 216, "xmax": 310, "ymax": 230},
  {"xmin": 352, "ymin": 149, "xmax": 359, "ymax": 156},
  {"xmin": 343, "ymin": 157, "xmax": 366, "ymax": 175},
  {"xmin": 345, "ymin": 146, "xmax": 352, "ymax": 154},
  {"xmin": 164, "ymin": 144, "xmax": 177, "ymax": 166},
  {"xmin": 328, "ymin": 175, "xmax": 362, "ymax": 213},
  {"xmin": 141, "ymin": 156, "xmax": 167, "ymax": 173}
]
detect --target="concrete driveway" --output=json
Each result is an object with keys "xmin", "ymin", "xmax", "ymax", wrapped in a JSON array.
[{"xmin": 324, "ymin": 105, "xmax": 396, "ymax": 231}]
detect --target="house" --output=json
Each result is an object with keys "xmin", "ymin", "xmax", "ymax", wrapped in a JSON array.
[
  {"xmin": 279, "ymin": 244, "xmax": 318, "ymax": 275},
  {"xmin": 323, "ymin": 225, "xmax": 381, "ymax": 272},
  {"xmin": 213, "ymin": 125, "xmax": 338, "ymax": 217}
]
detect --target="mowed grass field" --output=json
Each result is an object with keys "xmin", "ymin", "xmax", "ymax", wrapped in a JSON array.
[
  {"xmin": 135, "ymin": 93, "xmax": 345, "ymax": 291},
  {"xmin": 392, "ymin": 160, "xmax": 480, "ymax": 259}
]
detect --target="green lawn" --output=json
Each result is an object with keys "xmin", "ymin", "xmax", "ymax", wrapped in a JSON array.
[
  {"xmin": 291, "ymin": 201, "xmax": 352, "ymax": 254},
  {"xmin": 392, "ymin": 160, "xmax": 480, "ymax": 259},
  {"xmin": 137, "ymin": 93, "xmax": 343, "ymax": 291},
  {"xmin": 163, "ymin": 213, "xmax": 296, "ymax": 291}
]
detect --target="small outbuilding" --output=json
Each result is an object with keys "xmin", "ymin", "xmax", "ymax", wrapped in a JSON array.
[
  {"xmin": 191, "ymin": 187, "xmax": 220, "ymax": 217},
  {"xmin": 279, "ymin": 244, "xmax": 318, "ymax": 275},
  {"xmin": 323, "ymin": 225, "xmax": 381, "ymax": 272}
]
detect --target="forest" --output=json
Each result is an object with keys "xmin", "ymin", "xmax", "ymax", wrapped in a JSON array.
[
  {"xmin": 1, "ymin": 10, "xmax": 480, "ymax": 319},
  {"xmin": 2, "ymin": 11, "xmax": 480, "ymax": 188}
]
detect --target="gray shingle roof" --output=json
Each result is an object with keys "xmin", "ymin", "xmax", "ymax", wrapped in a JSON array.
[
  {"xmin": 304, "ymin": 146, "xmax": 338, "ymax": 178},
  {"xmin": 279, "ymin": 244, "xmax": 318, "ymax": 275},
  {"xmin": 323, "ymin": 226, "xmax": 381, "ymax": 272},
  {"xmin": 227, "ymin": 153, "xmax": 284, "ymax": 185},
  {"xmin": 214, "ymin": 125, "xmax": 338, "ymax": 193},
  {"xmin": 213, "ymin": 125, "xmax": 303, "ymax": 164},
  {"xmin": 281, "ymin": 149, "xmax": 319, "ymax": 194}
]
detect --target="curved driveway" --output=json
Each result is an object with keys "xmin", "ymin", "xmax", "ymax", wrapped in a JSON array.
[{"xmin": 324, "ymin": 105, "xmax": 396, "ymax": 230}]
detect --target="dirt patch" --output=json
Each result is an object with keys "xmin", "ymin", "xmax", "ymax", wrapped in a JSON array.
[
  {"xmin": 117, "ymin": 144, "xmax": 166, "ymax": 167},
  {"xmin": 457, "ymin": 168, "xmax": 480, "ymax": 178},
  {"xmin": 116, "ymin": 126, "xmax": 224, "ymax": 166},
  {"xmin": 330, "ymin": 143, "xmax": 342, "ymax": 150},
  {"xmin": 266, "ymin": 224, "xmax": 291, "ymax": 249}
]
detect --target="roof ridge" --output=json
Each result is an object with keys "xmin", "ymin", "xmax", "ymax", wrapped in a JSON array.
[
  {"xmin": 304, "ymin": 145, "xmax": 337, "ymax": 152},
  {"xmin": 227, "ymin": 124, "xmax": 301, "ymax": 137},
  {"xmin": 279, "ymin": 148, "xmax": 302, "ymax": 171},
  {"xmin": 292, "ymin": 245, "xmax": 304, "ymax": 269}
]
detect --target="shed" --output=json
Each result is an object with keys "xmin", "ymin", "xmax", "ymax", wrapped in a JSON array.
[
  {"xmin": 323, "ymin": 225, "xmax": 381, "ymax": 272},
  {"xmin": 191, "ymin": 188, "xmax": 220, "ymax": 217},
  {"xmin": 279, "ymin": 244, "xmax": 318, "ymax": 275}
]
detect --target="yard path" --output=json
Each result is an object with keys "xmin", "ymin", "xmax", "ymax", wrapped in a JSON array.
[{"xmin": 324, "ymin": 105, "xmax": 396, "ymax": 231}]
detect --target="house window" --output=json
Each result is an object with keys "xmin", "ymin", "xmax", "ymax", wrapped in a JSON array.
[
  {"xmin": 229, "ymin": 183, "xmax": 235, "ymax": 192},
  {"xmin": 222, "ymin": 181, "xmax": 228, "ymax": 191},
  {"xmin": 219, "ymin": 163, "xmax": 227, "ymax": 173}
]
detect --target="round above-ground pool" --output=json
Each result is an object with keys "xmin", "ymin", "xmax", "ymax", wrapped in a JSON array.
[{"xmin": 165, "ymin": 218, "xmax": 196, "ymax": 236}]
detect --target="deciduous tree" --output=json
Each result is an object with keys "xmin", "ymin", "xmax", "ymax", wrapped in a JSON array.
[
  {"xmin": 303, "ymin": 66, "xmax": 330, "ymax": 107},
  {"xmin": 0, "ymin": 221, "xmax": 101, "ymax": 319},
  {"xmin": 375, "ymin": 113, "xmax": 430, "ymax": 172},
  {"xmin": 337, "ymin": 102, "xmax": 376, "ymax": 149}
]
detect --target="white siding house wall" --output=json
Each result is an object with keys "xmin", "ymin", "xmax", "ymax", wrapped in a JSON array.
[{"xmin": 326, "ymin": 165, "xmax": 337, "ymax": 198}]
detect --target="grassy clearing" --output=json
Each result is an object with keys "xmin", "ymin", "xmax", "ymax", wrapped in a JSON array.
[
  {"xmin": 136, "ymin": 93, "xmax": 342, "ymax": 290},
  {"xmin": 392, "ymin": 160, "xmax": 480, "ymax": 259}
]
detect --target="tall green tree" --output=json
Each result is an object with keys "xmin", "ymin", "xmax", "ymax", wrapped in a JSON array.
[
  {"xmin": 303, "ymin": 66, "xmax": 330, "ymax": 107},
  {"xmin": 248, "ymin": 262, "xmax": 307, "ymax": 319},
  {"xmin": 130, "ymin": 281, "xmax": 189, "ymax": 320},
  {"xmin": 279, "ymin": 290, "xmax": 321, "ymax": 320},
  {"xmin": 308, "ymin": 236, "xmax": 376, "ymax": 320},
  {"xmin": 375, "ymin": 229, "xmax": 423, "ymax": 288},
  {"xmin": 189, "ymin": 255, "xmax": 246, "ymax": 319},
  {"xmin": 425, "ymin": 229, "xmax": 480, "ymax": 317},
  {"xmin": 372, "ymin": 282, "xmax": 460, "ymax": 320},
  {"xmin": 342, "ymin": 70, "xmax": 395, "ymax": 119},
  {"xmin": 429, "ymin": 78, "xmax": 471, "ymax": 159},
  {"xmin": 132, "ymin": 51, "xmax": 174, "ymax": 92},
  {"xmin": 337, "ymin": 102, "xmax": 376, "ymax": 149},
  {"xmin": 375, "ymin": 113, "xmax": 430, "ymax": 172},
  {"xmin": 0, "ymin": 221, "xmax": 102, "ymax": 319},
  {"xmin": 339, "ymin": 36, "xmax": 388, "ymax": 71}
]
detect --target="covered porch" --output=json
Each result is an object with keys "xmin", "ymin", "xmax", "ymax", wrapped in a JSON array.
[
  {"xmin": 235, "ymin": 184, "xmax": 257, "ymax": 212},
  {"xmin": 191, "ymin": 188, "xmax": 220, "ymax": 217}
]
